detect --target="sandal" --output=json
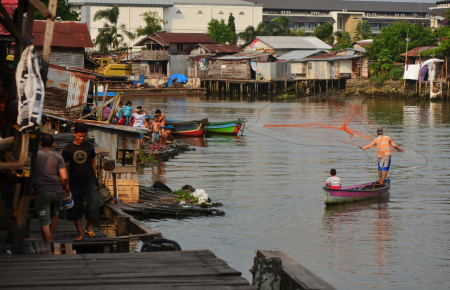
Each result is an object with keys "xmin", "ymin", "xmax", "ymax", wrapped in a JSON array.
[
  {"xmin": 85, "ymin": 230, "xmax": 95, "ymax": 237},
  {"xmin": 74, "ymin": 236, "xmax": 84, "ymax": 242}
]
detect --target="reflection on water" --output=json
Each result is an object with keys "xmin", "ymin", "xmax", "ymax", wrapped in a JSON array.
[
  {"xmin": 131, "ymin": 95, "xmax": 450, "ymax": 289},
  {"xmin": 323, "ymin": 196, "xmax": 392, "ymax": 276}
]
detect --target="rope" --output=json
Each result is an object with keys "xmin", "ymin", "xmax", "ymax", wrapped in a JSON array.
[{"xmin": 247, "ymin": 102, "xmax": 272, "ymax": 128}]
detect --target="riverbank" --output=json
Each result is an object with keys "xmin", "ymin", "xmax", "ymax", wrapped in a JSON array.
[{"xmin": 345, "ymin": 79, "xmax": 450, "ymax": 99}]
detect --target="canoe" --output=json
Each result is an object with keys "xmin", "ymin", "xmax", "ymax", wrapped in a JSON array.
[
  {"xmin": 166, "ymin": 119, "xmax": 207, "ymax": 137},
  {"xmin": 323, "ymin": 179, "xmax": 390, "ymax": 204},
  {"xmin": 206, "ymin": 119, "xmax": 245, "ymax": 135}
]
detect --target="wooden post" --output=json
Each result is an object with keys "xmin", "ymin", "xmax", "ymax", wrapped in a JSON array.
[
  {"xmin": 441, "ymin": 82, "xmax": 443, "ymax": 98},
  {"xmin": 11, "ymin": 131, "xmax": 40, "ymax": 254},
  {"xmin": 113, "ymin": 172, "xmax": 118, "ymax": 204},
  {"xmin": 95, "ymin": 82, "xmax": 99, "ymax": 120},
  {"xmin": 40, "ymin": 0, "xmax": 57, "ymax": 85},
  {"xmin": 122, "ymin": 150, "xmax": 126, "ymax": 166},
  {"xmin": 252, "ymin": 257, "xmax": 282, "ymax": 290},
  {"xmin": 101, "ymin": 84, "xmax": 109, "ymax": 110},
  {"xmin": 116, "ymin": 216, "xmax": 130, "ymax": 253}
]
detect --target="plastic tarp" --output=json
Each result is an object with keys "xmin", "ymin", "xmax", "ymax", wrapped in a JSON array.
[
  {"xmin": 403, "ymin": 64, "xmax": 420, "ymax": 80},
  {"xmin": 168, "ymin": 74, "xmax": 188, "ymax": 87},
  {"xmin": 421, "ymin": 58, "xmax": 444, "ymax": 68}
]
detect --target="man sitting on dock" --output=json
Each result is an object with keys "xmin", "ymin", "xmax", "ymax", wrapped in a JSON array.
[
  {"xmin": 62, "ymin": 123, "xmax": 99, "ymax": 242},
  {"xmin": 359, "ymin": 127, "xmax": 404, "ymax": 185},
  {"xmin": 155, "ymin": 109, "xmax": 167, "ymax": 149},
  {"xmin": 34, "ymin": 134, "xmax": 69, "ymax": 241}
]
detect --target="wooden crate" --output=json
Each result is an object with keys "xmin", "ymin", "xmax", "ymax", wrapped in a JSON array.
[{"xmin": 105, "ymin": 179, "xmax": 139, "ymax": 203}]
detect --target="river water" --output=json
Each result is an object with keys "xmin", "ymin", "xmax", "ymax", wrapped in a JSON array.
[{"xmin": 130, "ymin": 93, "xmax": 450, "ymax": 289}]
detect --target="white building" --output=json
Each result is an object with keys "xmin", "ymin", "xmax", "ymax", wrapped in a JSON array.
[{"xmin": 69, "ymin": 0, "xmax": 262, "ymax": 49}]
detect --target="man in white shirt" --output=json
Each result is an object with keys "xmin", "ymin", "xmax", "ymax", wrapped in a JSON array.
[{"xmin": 132, "ymin": 106, "xmax": 148, "ymax": 148}]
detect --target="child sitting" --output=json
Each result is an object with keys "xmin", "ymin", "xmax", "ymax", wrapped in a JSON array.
[{"xmin": 325, "ymin": 169, "xmax": 341, "ymax": 189}]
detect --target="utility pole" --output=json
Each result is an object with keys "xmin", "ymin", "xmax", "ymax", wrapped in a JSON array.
[{"xmin": 404, "ymin": 29, "xmax": 409, "ymax": 88}]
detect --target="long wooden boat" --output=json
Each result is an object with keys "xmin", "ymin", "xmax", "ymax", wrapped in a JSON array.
[
  {"xmin": 323, "ymin": 179, "xmax": 390, "ymax": 204},
  {"xmin": 166, "ymin": 119, "xmax": 207, "ymax": 137},
  {"xmin": 206, "ymin": 119, "xmax": 245, "ymax": 135}
]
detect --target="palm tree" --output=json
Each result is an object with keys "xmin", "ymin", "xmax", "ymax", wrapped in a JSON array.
[
  {"xmin": 93, "ymin": 4, "xmax": 135, "ymax": 51},
  {"xmin": 267, "ymin": 16, "xmax": 290, "ymax": 36}
]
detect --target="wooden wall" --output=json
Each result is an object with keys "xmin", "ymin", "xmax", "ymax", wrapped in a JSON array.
[{"xmin": 207, "ymin": 60, "xmax": 251, "ymax": 80}]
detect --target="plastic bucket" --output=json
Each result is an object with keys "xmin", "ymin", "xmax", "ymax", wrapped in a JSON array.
[{"xmin": 62, "ymin": 193, "xmax": 74, "ymax": 209}]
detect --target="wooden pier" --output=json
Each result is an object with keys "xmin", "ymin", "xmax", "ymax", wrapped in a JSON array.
[
  {"xmin": 202, "ymin": 78, "xmax": 346, "ymax": 96},
  {"xmin": 0, "ymin": 250, "xmax": 253, "ymax": 289}
]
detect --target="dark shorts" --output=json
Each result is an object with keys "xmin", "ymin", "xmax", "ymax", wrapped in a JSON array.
[
  {"xmin": 35, "ymin": 191, "xmax": 65, "ymax": 227},
  {"xmin": 140, "ymin": 133, "xmax": 144, "ymax": 139},
  {"xmin": 66, "ymin": 185, "xmax": 99, "ymax": 221}
]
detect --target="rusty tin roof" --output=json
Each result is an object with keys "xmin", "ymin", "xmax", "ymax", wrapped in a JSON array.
[{"xmin": 33, "ymin": 21, "xmax": 94, "ymax": 48}]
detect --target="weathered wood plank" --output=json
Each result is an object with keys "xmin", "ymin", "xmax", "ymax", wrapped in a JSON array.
[{"xmin": 257, "ymin": 250, "xmax": 336, "ymax": 290}]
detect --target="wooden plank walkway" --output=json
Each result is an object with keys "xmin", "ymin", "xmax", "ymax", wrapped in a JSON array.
[{"xmin": 0, "ymin": 250, "xmax": 254, "ymax": 289}]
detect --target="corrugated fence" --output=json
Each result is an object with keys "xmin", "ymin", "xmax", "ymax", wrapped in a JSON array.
[{"xmin": 257, "ymin": 62, "xmax": 293, "ymax": 81}]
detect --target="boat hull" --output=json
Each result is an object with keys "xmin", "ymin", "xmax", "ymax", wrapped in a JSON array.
[
  {"xmin": 324, "ymin": 179, "xmax": 390, "ymax": 204},
  {"xmin": 166, "ymin": 119, "xmax": 207, "ymax": 137},
  {"xmin": 206, "ymin": 120, "xmax": 244, "ymax": 135}
]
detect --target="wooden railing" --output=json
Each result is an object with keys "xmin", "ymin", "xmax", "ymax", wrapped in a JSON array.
[{"xmin": 141, "ymin": 50, "xmax": 170, "ymax": 60}]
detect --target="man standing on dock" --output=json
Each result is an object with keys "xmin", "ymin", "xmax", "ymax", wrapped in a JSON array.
[
  {"xmin": 62, "ymin": 123, "xmax": 99, "ymax": 242},
  {"xmin": 34, "ymin": 134, "xmax": 69, "ymax": 241},
  {"xmin": 359, "ymin": 127, "xmax": 404, "ymax": 185},
  {"xmin": 156, "ymin": 109, "xmax": 167, "ymax": 149}
]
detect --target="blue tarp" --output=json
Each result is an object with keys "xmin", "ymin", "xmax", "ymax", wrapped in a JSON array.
[{"xmin": 168, "ymin": 74, "xmax": 188, "ymax": 87}]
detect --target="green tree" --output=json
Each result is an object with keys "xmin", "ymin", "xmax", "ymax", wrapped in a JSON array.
[
  {"xmin": 34, "ymin": 0, "xmax": 79, "ymax": 21},
  {"xmin": 289, "ymin": 29, "xmax": 306, "ymax": 36},
  {"xmin": 312, "ymin": 23, "xmax": 334, "ymax": 44},
  {"xmin": 135, "ymin": 11, "xmax": 167, "ymax": 37},
  {"xmin": 366, "ymin": 21, "xmax": 436, "ymax": 74},
  {"xmin": 331, "ymin": 31, "xmax": 353, "ymax": 51},
  {"xmin": 353, "ymin": 20, "xmax": 372, "ymax": 41},
  {"xmin": 206, "ymin": 18, "xmax": 231, "ymax": 44},
  {"xmin": 227, "ymin": 13, "xmax": 237, "ymax": 45},
  {"xmin": 93, "ymin": 4, "xmax": 135, "ymax": 51},
  {"xmin": 267, "ymin": 16, "xmax": 290, "ymax": 36}
]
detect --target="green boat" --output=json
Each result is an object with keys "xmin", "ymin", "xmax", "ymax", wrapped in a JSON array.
[{"xmin": 205, "ymin": 119, "xmax": 245, "ymax": 135}]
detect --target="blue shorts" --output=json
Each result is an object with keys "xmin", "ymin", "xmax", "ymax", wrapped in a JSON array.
[
  {"xmin": 378, "ymin": 156, "xmax": 391, "ymax": 172},
  {"xmin": 140, "ymin": 133, "xmax": 144, "ymax": 139}
]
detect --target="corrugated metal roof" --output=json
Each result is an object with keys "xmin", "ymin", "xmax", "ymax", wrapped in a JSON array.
[
  {"xmin": 47, "ymin": 66, "xmax": 91, "ymax": 109},
  {"xmin": 277, "ymin": 49, "xmax": 326, "ymax": 60},
  {"xmin": 33, "ymin": 21, "xmax": 94, "ymax": 48},
  {"xmin": 399, "ymin": 46, "xmax": 438, "ymax": 57},
  {"xmin": 197, "ymin": 44, "xmax": 243, "ymax": 54},
  {"xmin": 173, "ymin": 0, "xmax": 260, "ymax": 5},
  {"xmin": 302, "ymin": 52, "xmax": 361, "ymax": 61},
  {"xmin": 134, "ymin": 32, "xmax": 216, "ymax": 46},
  {"xmin": 215, "ymin": 52, "xmax": 272, "ymax": 60},
  {"xmin": 68, "ymin": 0, "xmax": 173, "ymax": 6},
  {"xmin": 263, "ymin": 15, "xmax": 335, "ymax": 23},
  {"xmin": 255, "ymin": 36, "xmax": 332, "ymax": 50},
  {"xmin": 251, "ymin": 0, "xmax": 435, "ymax": 14},
  {"xmin": 0, "ymin": 0, "xmax": 18, "ymax": 36},
  {"xmin": 120, "ymin": 52, "xmax": 142, "ymax": 61},
  {"xmin": 155, "ymin": 32, "xmax": 217, "ymax": 44}
]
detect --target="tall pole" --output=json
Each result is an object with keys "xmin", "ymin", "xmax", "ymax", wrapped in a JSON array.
[{"xmin": 404, "ymin": 30, "xmax": 409, "ymax": 88}]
